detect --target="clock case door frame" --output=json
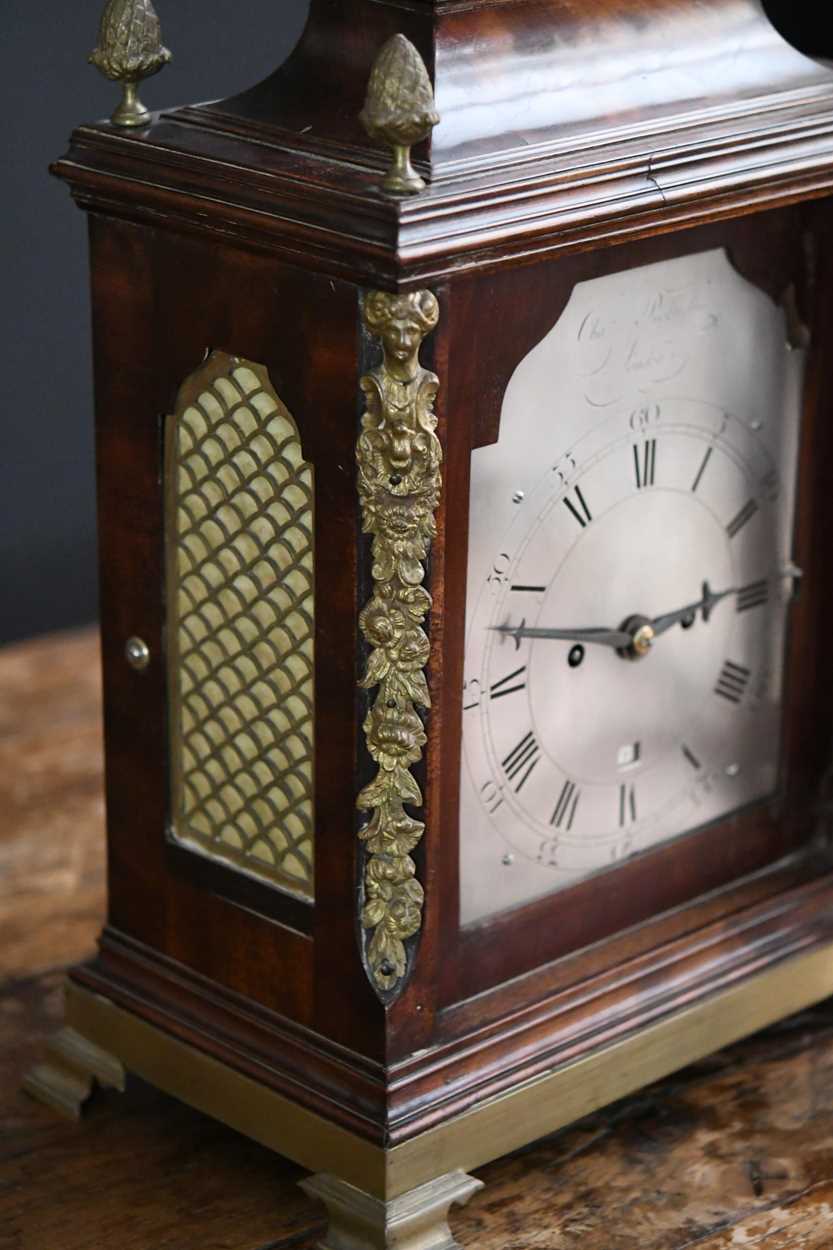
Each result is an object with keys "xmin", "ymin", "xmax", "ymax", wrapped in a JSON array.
[{"xmin": 409, "ymin": 202, "xmax": 833, "ymax": 1037}]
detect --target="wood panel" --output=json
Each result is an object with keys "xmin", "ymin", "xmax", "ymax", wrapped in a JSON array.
[
  {"xmin": 85, "ymin": 216, "xmax": 385, "ymax": 1056},
  {"xmin": 202, "ymin": 0, "xmax": 833, "ymax": 178}
]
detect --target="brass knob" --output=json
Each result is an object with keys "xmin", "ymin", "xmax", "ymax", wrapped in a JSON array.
[{"xmin": 125, "ymin": 636, "xmax": 151, "ymax": 671}]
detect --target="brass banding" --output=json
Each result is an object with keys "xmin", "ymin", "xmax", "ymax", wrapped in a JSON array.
[{"xmin": 64, "ymin": 939, "xmax": 833, "ymax": 1201}]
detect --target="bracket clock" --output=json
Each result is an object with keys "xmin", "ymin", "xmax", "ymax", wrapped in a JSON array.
[{"xmin": 28, "ymin": 1, "xmax": 833, "ymax": 1246}]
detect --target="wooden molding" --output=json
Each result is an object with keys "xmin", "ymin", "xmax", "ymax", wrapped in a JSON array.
[
  {"xmin": 51, "ymin": 0, "xmax": 833, "ymax": 285},
  {"xmin": 64, "ymin": 912, "xmax": 833, "ymax": 1199},
  {"xmin": 52, "ymin": 94, "xmax": 833, "ymax": 287},
  {"xmin": 71, "ymin": 862, "xmax": 833, "ymax": 1149}
]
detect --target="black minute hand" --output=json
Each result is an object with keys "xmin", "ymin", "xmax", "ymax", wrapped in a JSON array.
[
  {"xmin": 649, "ymin": 580, "xmax": 737, "ymax": 638},
  {"xmin": 491, "ymin": 580, "xmax": 738, "ymax": 652}
]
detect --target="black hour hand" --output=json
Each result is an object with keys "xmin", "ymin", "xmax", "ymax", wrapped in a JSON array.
[
  {"xmin": 492, "ymin": 622, "xmax": 634, "ymax": 649},
  {"xmin": 650, "ymin": 580, "xmax": 736, "ymax": 638}
]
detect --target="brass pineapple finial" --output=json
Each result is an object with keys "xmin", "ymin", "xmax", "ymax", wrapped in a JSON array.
[
  {"xmin": 359, "ymin": 35, "xmax": 440, "ymax": 196},
  {"xmin": 89, "ymin": 0, "xmax": 172, "ymax": 129}
]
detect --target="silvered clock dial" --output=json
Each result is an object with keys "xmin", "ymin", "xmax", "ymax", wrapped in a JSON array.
[{"xmin": 460, "ymin": 249, "xmax": 805, "ymax": 925}]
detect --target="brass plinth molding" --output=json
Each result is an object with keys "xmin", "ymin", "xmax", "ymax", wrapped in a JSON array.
[
  {"xmin": 360, "ymin": 35, "xmax": 440, "ymax": 195},
  {"xmin": 166, "ymin": 352, "xmax": 315, "ymax": 900},
  {"xmin": 357, "ymin": 290, "xmax": 441, "ymax": 997},
  {"xmin": 23, "ymin": 1026, "xmax": 125, "ymax": 1120},
  {"xmin": 300, "ymin": 1171, "xmax": 483, "ymax": 1250},
  {"xmin": 89, "ymin": 0, "xmax": 171, "ymax": 128}
]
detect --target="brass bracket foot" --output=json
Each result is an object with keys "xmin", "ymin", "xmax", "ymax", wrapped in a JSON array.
[
  {"xmin": 300, "ymin": 1170, "xmax": 483, "ymax": 1250},
  {"xmin": 23, "ymin": 1026, "xmax": 126, "ymax": 1120}
]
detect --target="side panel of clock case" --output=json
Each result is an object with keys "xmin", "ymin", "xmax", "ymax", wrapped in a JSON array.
[
  {"xmin": 85, "ymin": 216, "xmax": 383, "ymax": 1054},
  {"xmin": 419, "ymin": 203, "xmax": 833, "ymax": 1024}
]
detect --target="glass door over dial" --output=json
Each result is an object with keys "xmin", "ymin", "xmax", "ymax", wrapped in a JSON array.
[{"xmin": 460, "ymin": 249, "xmax": 805, "ymax": 926}]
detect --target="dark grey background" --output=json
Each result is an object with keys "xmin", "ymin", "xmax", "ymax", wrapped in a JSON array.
[
  {"xmin": 1, "ymin": 0, "xmax": 310, "ymax": 646},
  {"xmin": 0, "ymin": 2, "xmax": 827, "ymax": 645}
]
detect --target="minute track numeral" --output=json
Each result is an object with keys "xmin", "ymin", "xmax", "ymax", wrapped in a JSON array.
[
  {"xmin": 691, "ymin": 445, "xmax": 713, "ymax": 493},
  {"xmin": 726, "ymin": 499, "xmax": 759, "ymax": 539},
  {"xmin": 715, "ymin": 660, "xmax": 751, "ymax": 704},
  {"xmin": 619, "ymin": 783, "xmax": 637, "ymax": 827},
  {"xmin": 550, "ymin": 779, "xmax": 580, "ymax": 830},
  {"xmin": 736, "ymin": 579, "xmax": 769, "ymax": 613},
  {"xmin": 489, "ymin": 665, "xmax": 527, "ymax": 700},
  {"xmin": 502, "ymin": 731, "xmax": 541, "ymax": 793},
  {"xmin": 633, "ymin": 439, "xmax": 657, "ymax": 489},
  {"xmin": 563, "ymin": 484, "xmax": 592, "ymax": 529},
  {"xmin": 480, "ymin": 779, "xmax": 504, "ymax": 815}
]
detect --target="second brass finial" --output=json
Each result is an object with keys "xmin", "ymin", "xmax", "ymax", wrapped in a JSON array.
[
  {"xmin": 90, "ymin": 0, "xmax": 172, "ymax": 129},
  {"xmin": 359, "ymin": 35, "xmax": 440, "ymax": 196}
]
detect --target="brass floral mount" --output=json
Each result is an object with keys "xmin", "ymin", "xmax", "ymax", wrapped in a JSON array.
[
  {"xmin": 90, "ymin": 0, "xmax": 171, "ymax": 128},
  {"xmin": 357, "ymin": 289, "xmax": 442, "ymax": 995},
  {"xmin": 360, "ymin": 35, "xmax": 440, "ymax": 195}
]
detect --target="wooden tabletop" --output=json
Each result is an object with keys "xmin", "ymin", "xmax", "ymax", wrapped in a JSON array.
[{"xmin": 3, "ymin": 627, "xmax": 833, "ymax": 1250}]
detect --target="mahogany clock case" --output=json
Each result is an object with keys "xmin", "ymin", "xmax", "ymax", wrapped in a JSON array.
[
  {"xmin": 61, "ymin": 194, "xmax": 833, "ymax": 1150},
  {"xmin": 43, "ymin": 0, "xmax": 833, "ymax": 1178}
]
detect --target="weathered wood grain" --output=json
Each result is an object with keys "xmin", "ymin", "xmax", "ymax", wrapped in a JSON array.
[
  {"xmin": 0, "ymin": 628, "xmax": 104, "ymax": 980},
  {"xmin": 454, "ymin": 1009, "xmax": 833, "ymax": 1248},
  {"xmin": 1, "ymin": 972, "xmax": 322, "ymax": 1250}
]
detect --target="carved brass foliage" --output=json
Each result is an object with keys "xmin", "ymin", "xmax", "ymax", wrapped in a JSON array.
[
  {"xmin": 359, "ymin": 34, "xmax": 440, "ymax": 195},
  {"xmin": 357, "ymin": 289, "xmax": 441, "ymax": 995},
  {"xmin": 167, "ymin": 352, "xmax": 315, "ymax": 900},
  {"xmin": 89, "ymin": 0, "xmax": 171, "ymax": 127}
]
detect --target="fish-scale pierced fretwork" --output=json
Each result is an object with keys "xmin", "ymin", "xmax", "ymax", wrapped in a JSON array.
[{"xmin": 166, "ymin": 352, "xmax": 315, "ymax": 899}]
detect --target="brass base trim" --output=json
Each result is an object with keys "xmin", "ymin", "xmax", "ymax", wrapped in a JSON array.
[
  {"xmin": 63, "ymin": 940, "xmax": 833, "ymax": 1199},
  {"xmin": 23, "ymin": 1026, "xmax": 125, "ymax": 1120},
  {"xmin": 63, "ymin": 979, "xmax": 387, "ymax": 1194},
  {"xmin": 390, "ymin": 941, "xmax": 833, "ymax": 1194},
  {"xmin": 300, "ymin": 1171, "xmax": 483, "ymax": 1250}
]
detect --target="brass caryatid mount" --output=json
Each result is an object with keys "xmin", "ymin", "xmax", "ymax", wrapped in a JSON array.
[
  {"xmin": 360, "ymin": 35, "xmax": 440, "ymax": 195},
  {"xmin": 356, "ymin": 289, "xmax": 441, "ymax": 996},
  {"xmin": 90, "ymin": 0, "xmax": 171, "ymax": 128}
]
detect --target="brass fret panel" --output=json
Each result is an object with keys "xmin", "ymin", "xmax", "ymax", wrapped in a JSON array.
[{"xmin": 166, "ymin": 352, "xmax": 315, "ymax": 899}]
